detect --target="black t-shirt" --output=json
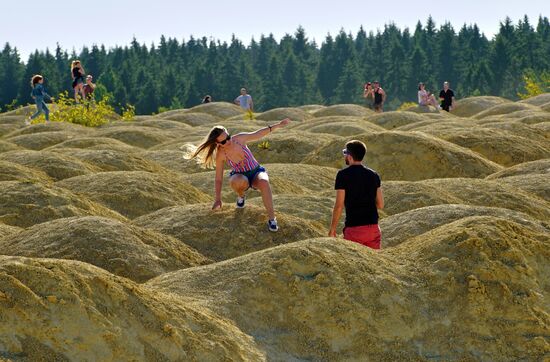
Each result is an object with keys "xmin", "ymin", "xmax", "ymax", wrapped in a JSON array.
[
  {"xmin": 439, "ymin": 89, "xmax": 455, "ymax": 106},
  {"xmin": 335, "ymin": 165, "xmax": 381, "ymax": 227}
]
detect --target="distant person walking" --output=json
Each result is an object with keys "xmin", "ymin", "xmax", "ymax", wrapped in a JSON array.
[
  {"xmin": 192, "ymin": 118, "xmax": 291, "ymax": 232},
  {"xmin": 329, "ymin": 140, "xmax": 384, "ymax": 249},
  {"xmin": 71, "ymin": 60, "xmax": 86, "ymax": 102},
  {"xmin": 26, "ymin": 75, "xmax": 52, "ymax": 125},
  {"xmin": 363, "ymin": 82, "xmax": 374, "ymax": 109},
  {"xmin": 202, "ymin": 95, "xmax": 212, "ymax": 103},
  {"xmin": 439, "ymin": 81, "xmax": 455, "ymax": 112},
  {"xmin": 234, "ymin": 88, "xmax": 254, "ymax": 120},
  {"xmin": 372, "ymin": 81, "xmax": 386, "ymax": 112},
  {"xmin": 82, "ymin": 75, "xmax": 96, "ymax": 101},
  {"xmin": 418, "ymin": 82, "xmax": 439, "ymax": 108}
]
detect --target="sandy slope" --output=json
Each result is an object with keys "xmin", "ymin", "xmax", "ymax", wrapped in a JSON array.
[{"xmin": 0, "ymin": 97, "xmax": 548, "ymax": 360}]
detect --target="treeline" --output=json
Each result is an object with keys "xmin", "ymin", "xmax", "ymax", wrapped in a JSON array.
[{"xmin": 1, "ymin": 15, "xmax": 549, "ymax": 114}]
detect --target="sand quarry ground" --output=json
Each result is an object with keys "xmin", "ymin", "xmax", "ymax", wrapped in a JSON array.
[{"xmin": 0, "ymin": 95, "xmax": 549, "ymax": 361}]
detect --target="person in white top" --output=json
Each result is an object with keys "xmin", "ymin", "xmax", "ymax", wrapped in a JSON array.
[
  {"xmin": 234, "ymin": 88, "xmax": 253, "ymax": 111},
  {"xmin": 234, "ymin": 87, "xmax": 255, "ymax": 119},
  {"xmin": 417, "ymin": 83, "xmax": 439, "ymax": 108}
]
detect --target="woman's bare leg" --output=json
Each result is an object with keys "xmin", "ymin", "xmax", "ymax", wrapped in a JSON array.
[
  {"xmin": 252, "ymin": 172, "xmax": 275, "ymax": 220},
  {"xmin": 229, "ymin": 174, "xmax": 249, "ymax": 198}
]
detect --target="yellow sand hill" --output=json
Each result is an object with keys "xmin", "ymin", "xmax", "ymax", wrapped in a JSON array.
[{"xmin": 0, "ymin": 96, "xmax": 548, "ymax": 360}]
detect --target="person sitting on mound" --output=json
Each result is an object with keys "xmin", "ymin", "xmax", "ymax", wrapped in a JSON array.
[
  {"xmin": 192, "ymin": 118, "xmax": 291, "ymax": 232},
  {"xmin": 418, "ymin": 82, "xmax": 439, "ymax": 108},
  {"xmin": 329, "ymin": 140, "xmax": 384, "ymax": 249}
]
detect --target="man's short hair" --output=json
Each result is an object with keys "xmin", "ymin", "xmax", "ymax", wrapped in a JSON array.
[
  {"xmin": 443, "ymin": 81, "xmax": 449, "ymax": 86},
  {"xmin": 345, "ymin": 140, "xmax": 367, "ymax": 161}
]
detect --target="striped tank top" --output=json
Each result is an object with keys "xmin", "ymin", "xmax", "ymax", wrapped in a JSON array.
[{"xmin": 225, "ymin": 141, "xmax": 260, "ymax": 172}]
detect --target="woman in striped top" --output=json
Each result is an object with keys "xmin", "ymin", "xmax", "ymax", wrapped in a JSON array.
[{"xmin": 192, "ymin": 118, "xmax": 291, "ymax": 232}]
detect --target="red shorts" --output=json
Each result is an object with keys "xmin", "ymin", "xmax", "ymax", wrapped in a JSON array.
[{"xmin": 343, "ymin": 224, "xmax": 381, "ymax": 249}]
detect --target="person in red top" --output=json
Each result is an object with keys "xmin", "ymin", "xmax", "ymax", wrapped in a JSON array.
[
  {"xmin": 82, "ymin": 75, "xmax": 96, "ymax": 101},
  {"xmin": 329, "ymin": 140, "xmax": 384, "ymax": 249}
]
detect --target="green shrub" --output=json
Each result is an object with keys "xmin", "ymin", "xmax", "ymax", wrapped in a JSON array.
[
  {"xmin": 49, "ymin": 92, "xmax": 130, "ymax": 127},
  {"xmin": 518, "ymin": 70, "xmax": 550, "ymax": 99},
  {"xmin": 397, "ymin": 102, "xmax": 418, "ymax": 111}
]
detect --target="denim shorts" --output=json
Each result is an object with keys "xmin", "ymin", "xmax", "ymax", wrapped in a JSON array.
[{"xmin": 229, "ymin": 166, "xmax": 266, "ymax": 190}]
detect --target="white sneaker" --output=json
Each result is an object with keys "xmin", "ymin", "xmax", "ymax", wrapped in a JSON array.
[{"xmin": 267, "ymin": 218, "xmax": 279, "ymax": 232}]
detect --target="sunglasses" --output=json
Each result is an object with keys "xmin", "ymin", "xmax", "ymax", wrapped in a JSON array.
[
  {"xmin": 342, "ymin": 149, "xmax": 349, "ymax": 156},
  {"xmin": 218, "ymin": 134, "xmax": 231, "ymax": 145}
]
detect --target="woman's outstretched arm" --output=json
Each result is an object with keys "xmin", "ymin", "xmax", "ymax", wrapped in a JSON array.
[{"xmin": 236, "ymin": 118, "xmax": 291, "ymax": 143}]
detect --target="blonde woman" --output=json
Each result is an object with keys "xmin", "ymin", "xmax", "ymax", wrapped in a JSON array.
[
  {"xmin": 192, "ymin": 118, "xmax": 291, "ymax": 231},
  {"xmin": 71, "ymin": 60, "xmax": 86, "ymax": 101}
]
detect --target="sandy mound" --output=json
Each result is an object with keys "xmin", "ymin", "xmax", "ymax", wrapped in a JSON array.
[
  {"xmin": 0, "ymin": 223, "xmax": 20, "ymax": 240},
  {"xmin": 532, "ymin": 121, "xmax": 550, "ymax": 136},
  {"xmin": 496, "ymin": 174, "xmax": 550, "ymax": 200},
  {"xmin": 95, "ymin": 126, "xmax": 182, "ymax": 149},
  {"xmin": 0, "ymin": 216, "xmax": 210, "ymax": 282},
  {"xmin": 312, "ymin": 104, "xmax": 373, "ymax": 118},
  {"xmin": 255, "ymin": 107, "xmax": 313, "ymax": 123},
  {"xmin": 382, "ymin": 178, "xmax": 550, "ymax": 220},
  {"xmin": 134, "ymin": 118, "xmax": 194, "ymax": 130},
  {"xmin": 298, "ymin": 104, "xmax": 326, "ymax": 112},
  {"xmin": 4, "ymin": 121, "xmax": 92, "ymax": 138},
  {"xmin": 365, "ymin": 111, "xmax": 430, "ymax": 129},
  {"xmin": 264, "ymin": 163, "xmax": 337, "ymax": 193},
  {"xmin": 0, "ymin": 160, "xmax": 51, "ymax": 183},
  {"xmin": 186, "ymin": 102, "xmax": 244, "ymax": 119},
  {"xmin": 0, "ymin": 150, "xmax": 101, "ymax": 181},
  {"xmin": 0, "ymin": 181, "xmax": 125, "ymax": 228},
  {"xmin": 0, "ymin": 124, "xmax": 22, "ymax": 138},
  {"xmin": 304, "ymin": 131, "xmax": 502, "ymax": 180},
  {"xmin": 44, "ymin": 136, "xmax": 139, "ymax": 152},
  {"xmin": 248, "ymin": 194, "xmax": 339, "ymax": 231},
  {"xmin": 395, "ymin": 118, "xmax": 473, "ymax": 132},
  {"xmin": 486, "ymin": 159, "xmax": 550, "ymax": 179},
  {"xmin": 477, "ymin": 119, "xmax": 548, "ymax": 140},
  {"xmin": 512, "ymin": 112, "xmax": 550, "ymax": 124},
  {"xmin": 421, "ymin": 128, "xmax": 549, "ymax": 167},
  {"xmin": 0, "ymin": 115, "xmax": 25, "ymax": 125},
  {"xmin": 138, "ymin": 150, "xmax": 207, "ymax": 174},
  {"xmin": 134, "ymin": 204, "xmax": 324, "ymax": 261},
  {"xmin": 181, "ymin": 163, "xmax": 338, "ymax": 203},
  {"xmin": 0, "ymin": 256, "xmax": 263, "ymax": 360},
  {"xmin": 518, "ymin": 93, "xmax": 550, "ymax": 106},
  {"xmin": 248, "ymin": 131, "xmax": 341, "ymax": 164},
  {"xmin": 402, "ymin": 104, "xmax": 440, "ymax": 113},
  {"xmin": 156, "ymin": 111, "xmax": 223, "ymax": 127},
  {"xmin": 451, "ymin": 96, "xmax": 511, "ymax": 117},
  {"xmin": 56, "ymin": 171, "xmax": 211, "ymax": 219},
  {"xmin": 473, "ymin": 102, "xmax": 542, "ymax": 119},
  {"xmin": 0, "ymin": 140, "xmax": 23, "ymax": 153},
  {"xmin": 148, "ymin": 218, "xmax": 549, "ymax": 361},
  {"xmin": 380, "ymin": 204, "xmax": 548, "ymax": 247},
  {"xmin": 50, "ymin": 148, "xmax": 168, "ymax": 173},
  {"xmin": 5, "ymin": 131, "xmax": 77, "ymax": 150},
  {"xmin": 291, "ymin": 116, "xmax": 386, "ymax": 135}
]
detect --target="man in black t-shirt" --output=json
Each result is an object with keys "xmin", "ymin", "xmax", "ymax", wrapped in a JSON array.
[
  {"xmin": 329, "ymin": 140, "xmax": 384, "ymax": 249},
  {"xmin": 439, "ymin": 81, "xmax": 455, "ymax": 112}
]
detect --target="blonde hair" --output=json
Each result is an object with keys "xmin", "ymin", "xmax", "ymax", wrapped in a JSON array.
[
  {"xmin": 191, "ymin": 126, "xmax": 227, "ymax": 168},
  {"xmin": 30, "ymin": 74, "xmax": 43, "ymax": 87},
  {"xmin": 71, "ymin": 60, "xmax": 81, "ymax": 69}
]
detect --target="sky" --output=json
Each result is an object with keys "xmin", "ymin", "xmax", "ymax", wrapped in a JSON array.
[{"xmin": 1, "ymin": 0, "xmax": 548, "ymax": 61}]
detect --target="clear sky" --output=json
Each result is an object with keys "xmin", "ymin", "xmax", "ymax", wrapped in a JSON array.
[{"xmin": 2, "ymin": 0, "xmax": 548, "ymax": 61}]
